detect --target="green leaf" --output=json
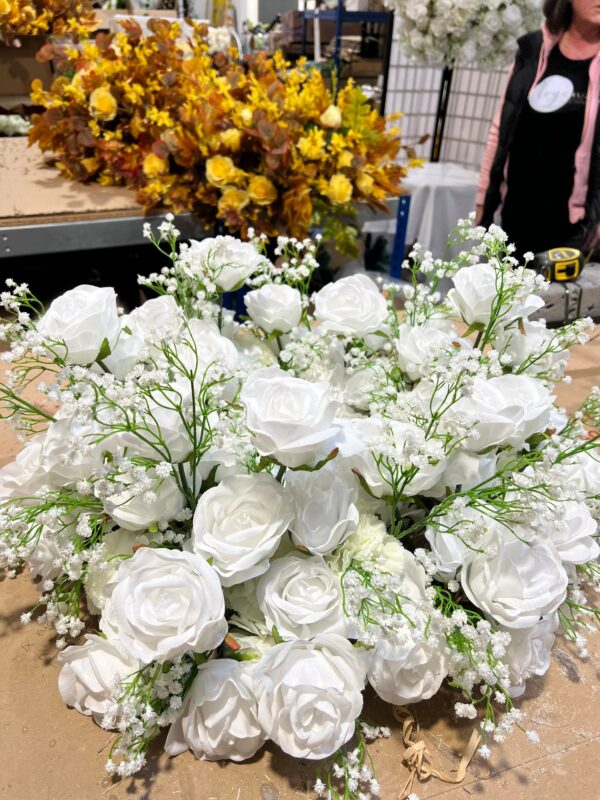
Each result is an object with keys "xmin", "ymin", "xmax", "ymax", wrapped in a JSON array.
[
  {"xmin": 289, "ymin": 448, "xmax": 339, "ymax": 472},
  {"xmin": 271, "ymin": 625, "xmax": 284, "ymax": 644},
  {"xmin": 97, "ymin": 337, "xmax": 112, "ymax": 361}
]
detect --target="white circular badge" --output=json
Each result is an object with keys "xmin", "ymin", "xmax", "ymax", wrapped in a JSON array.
[{"xmin": 528, "ymin": 74, "xmax": 574, "ymax": 113}]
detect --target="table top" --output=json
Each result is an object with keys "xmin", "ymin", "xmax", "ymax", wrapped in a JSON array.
[{"xmin": 402, "ymin": 161, "xmax": 480, "ymax": 190}]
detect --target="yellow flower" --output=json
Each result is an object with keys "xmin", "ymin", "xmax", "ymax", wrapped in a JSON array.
[
  {"xmin": 248, "ymin": 175, "xmax": 277, "ymax": 206},
  {"xmin": 143, "ymin": 152, "xmax": 168, "ymax": 179},
  {"xmin": 205, "ymin": 155, "xmax": 237, "ymax": 187},
  {"xmin": 356, "ymin": 172, "xmax": 374, "ymax": 196},
  {"xmin": 220, "ymin": 128, "xmax": 242, "ymax": 151},
  {"xmin": 298, "ymin": 129, "xmax": 326, "ymax": 161},
  {"xmin": 324, "ymin": 173, "xmax": 353, "ymax": 205},
  {"xmin": 239, "ymin": 107, "xmax": 253, "ymax": 126},
  {"xmin": 218, "ymin": 187, "xmax": 249, "ymax": 215},
  {"xmin": 337, "ymin": 151, "xmax": 353, "ymax": 169},
  {"xmin": 89, "ymin": 86, "xmax": 118, "ymax": 122},
  {"xmin": 0, "ymin": 0, "xmax": 11, "ymax": 16},
  {"xmin": 320, "ymin": 104, "xmax": 342, "ymax": 129}
]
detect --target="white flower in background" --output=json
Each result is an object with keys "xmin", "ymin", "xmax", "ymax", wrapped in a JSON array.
[
  {"xmin": 227, "ymin": 327, "xmax": 278, "ymax": 368},
  {"xmin": 206, "ymin": 25, "xmax": 232, "ymax": 54},
  {"xmin": 37, "ymin": 285, "xmax": 120, "ymax": 365},
  {"xmin": 425, "ymin": 510, "xmax": 506, "ymax": 581},
  {"xmin": 394, "ymin": 321, "xmax": 458, "ymax": 381},
  {"xmin": 367, "ymin": 636, "xmax": 448, "ymax": 705},
  {"xmin": 58, "ymin": 635, "xmax": 139, "ymax": 724},
  {"xmin": 192, "ymin": 473, "xmax": 294, "ymax": 586},
  {"xmin": 461, "ymin": 533, "xmax": 568, "ymax": 629},
  {"xmin": 244, "ymin": 284, "xmax": 302, "ymax": 334},
  {"xmin": 240, "ymin": 367, "xmax": 339, "ymax": 468},
  {"xmin": 537, "ymin": 501, "xmax": 599, "ymax": 565},
  {"xmin": 501, "ymin": 615, "xmax": 558, "ymax": 698},
  {"xmin": 313, "ymin": 274, "xmax": 389, "ymax": 337},
  {"xmin": 28, "ymin": 527, "xmax": 72, "ymax": 582},
  {"xmin": 127, "ymin": 295, "xmax": 182, "ymax": 343},
  {"xmin": 116, "ymin": 389, "xmax": 192, "ymax": 463},
  {"xmin": 0, "ymin": 433, "xmax": 49, "ymax": 499},
  {"xmin": 430, "ymin": 449, "xmax": 498, "ymax": 496},
  {"xmin": 561, "ymin": 451, "xmax": 600, "ymax": 498},
  {"xmin": 453, "ymin": 374, "xmax": 552, "ymax": 451},
  {"xmin": 101, "ymin": 547, "xmax": 227, "ymax": 663},
  {"xmin": 496, "ymin": 319, "xmax": 565, "ymax": 373},
  {"xmin": 184, "ymin": 318, "xmax": 239, "ymax": 375},
  {"xmin": 184, "ymin": 236, "xmax": 265, "ymax": 291},
  {"xmin": 104, "ymin": 473, "xmax": 185, "ymax": 531},
  {"xmin": 447, "ymin": 263, "xmax": 543, "ymax": 326},
  {"xmin": 257, "ymin": 552, "xmax": 347, "ymax": 639},
  {"xmin": 253, "ymin": 634, "xmax": 366, "ymax": 759},
  {"xmin": 103, "ymin": 325, "xmax": 144, "ymax": 379},
  {"xmin": 165, "ymin": 659, "xmax": 265, "ymax": 761},
  {"xmin": 286, "ymin": 466, "xmax": 359, "ymax": 555},
  {"xmin": 39, "ymin": 416, "xmax": 104, "ymax": 485}
]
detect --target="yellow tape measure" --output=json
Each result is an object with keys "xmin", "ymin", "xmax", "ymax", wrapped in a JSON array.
[{"xmin": 533, "ymin": 247, "xmax": 585, "ymax": 281}]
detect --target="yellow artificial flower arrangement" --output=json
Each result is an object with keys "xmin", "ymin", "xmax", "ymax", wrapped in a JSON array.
[
  {"xmin": 29, "ymin": 19, "xmax": 407, "ymax": 252},
  {"xmin": 0, "ymin": 0, "xmax": 93, "ymax": 44}
]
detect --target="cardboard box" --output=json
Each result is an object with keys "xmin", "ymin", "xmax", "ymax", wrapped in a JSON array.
[{"xmin": 0, "ymin": 37, "xmax": 53, "ymax": 97}]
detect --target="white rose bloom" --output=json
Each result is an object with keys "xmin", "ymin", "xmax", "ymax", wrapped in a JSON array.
[
  {"xmin": 394, "ymin": 321, "xmax": 457, "ymax": 381},
  {"xmin": 186, "ymin": 236, "xmax": 265, "ymax": 291},
  {"xmin": 561, "ymin": 451, "xmax": 600, "ymax": 497},
  {"xmin": 165, "ymin": 659, "xmax": 265, "ymax": 761},
  {"xmin": 453, "ymin": 374, "xmax": 552, "ymax": 451},
  {"xmin": 425, "ymin": 511, "xmax": 506, "ymax": 581},
  {"xmin": 314, "ymin": 274, "xmax": 389, "ymax": 336},
  {"xmin": 539, "ymin": 500, "xmax": 599, "ymax": 565},
  {"xmin": 461, "ymin": 534, "xmax": 568, "ymax": 629},
  {"xmin": 184, "ymin": 318, "xmax": 239, "ymax": 376},
  {"xmin": 100, "ymin": 547, "xmax": 227, "ymax": 663},
  {"xmin": 58, "ymin": 634, "xmax": 139, "ymax": 724},
  {"xmin": 127, "ymin": 294, "xmax": 182, "ymax": 343},
  {"xmin": 496, "ymin": 319, "xmax": 563, "ymax": 373},
  {"xmin": 253, "ymin": 634, "xmax": 367, "ymax": 759},
  {"xmin": 257, "ymin": 552, "xmax": 347, "ymax": 639},
  {"xmin": 429, "ymin": 449, "xmax": 498, "ymax": 496},
  {"xmin": 447, "ymin": 264, "xmax": 543, "ymax": 326},
  {"xmin": 117, "ymin": 389, "xmax": 192, "ymax": 463},
  {"xmin": 192, "ymin": 473, "xmax": 294, "ymax": 586},
  {"xmin": 103, "ymin": 325, "xmax": 145, "ymax": 379},
  {"xmin": 0, "ymin": 433, "xmax": 49, "ymax": 500},
  {"xmin": 37, "ymin": 284, "xmax": 120, "ymax": 365},
  {"xmin": 286, "ymin": 466, "xmax": 359, "ymax": 555},
  {"xmin": 240, "ymin": 367, "xmax": 339, "ymax": 468},
  {"xmin": 39, "ymin": 416, "xmax": 104, "ymax": 485},
  {"xmin": 228, "ymin": 327, "xmax": 278, "ymax": 368},
  {"xmin": 502, "ymin": 615, "xmax": 558, "ymax": 698},
  {"xmin": 28, "ymin": 526, "xmax": 71, "ymax": 582},
  {"xmin": 244, "ymin": 284, "xmax": 302, "ymax": 334},
  {"xmin": 367, "ymin": 636, "xmax": 448, "ymax": 705},
  {"xmin": 105, "ymin": 474, "xmax": 185, "ymax": 531}
]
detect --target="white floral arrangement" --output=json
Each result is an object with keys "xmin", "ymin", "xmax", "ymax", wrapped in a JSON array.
[
  {"xmin": 389, "ymin": 0, "xmax": 543, "ymax": 68},
  {"xmin": 1, "ymin": 215, "xmax": 599, "ymax": 798},
  {"xmin": 0, "ymin": 114, "xmax": 31, "ymax": 137}
]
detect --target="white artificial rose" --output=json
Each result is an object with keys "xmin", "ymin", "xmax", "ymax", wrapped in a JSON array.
[
  {"xmin": 286, "ymin": 466, "xmax": 359, "ymax": 554},
  {"xmin": 37, "ymin": 284, "xmax": 120, "ymax": 365},
  {"xmin": 447, "ymin": 264, "xmax": 543, "ymax": 326},
  {"xmin": 104, "ymin": 473, "xmax": 185, "ymax": 531},
  {"xmin": 539, "ymin": 500, "xmax": 599, "ymax": 565},
  {"xmin": 28, "ymin": 526, "xmax": 71, "ymax": 582},
  {"xmin": 117, "ymin": 389, "xmax": 192, "ymax": 463},
  {"xmin": 461, "ymin": 534, "xmax": 568, "ymax": 629},
  {"xmin": 192, "ymin": 473, "xmax": 294, "ymax": 586},
  {"xmin": 165, "ymin": 659, "xmax": 265, "ymax": 761},
  {"xmin": 39, "ymin": 416, "xmax": 104, "ymax": 485},
  {"xmin": 453, "ymin": 374, "xmax": 552, "ymax": 451},
  {"xmin": 428, "ymin": 449, "xmax": 498, "ymax": 496},
  {"xmin": 394, "ymin": 321, "xmax": 456, "ymax": 381},
  {"xmin": 100, "ymin": 547, "xmax": 227, "ymax": 663},
  {"xmin": 501, "ymin": 615, "xmax": 558, "ymax": 698},
  {"xmin": 186, "ymin": 236, "xmax": 265, "ymax": 291},
  {"xmin": 253, "ymin": 634, "xmax": 367, "ymax": 759},
  {"xmin": 244, "ymin": 284, "xmax": 302, "ymax": 334},
  {"xmin": 196, "ymin": 445, "xmax": 246, "ymax": 484},
  {"xmin": 228, "ymin": 327, "xmax": 278, "ymax": 368},
  {"xmin": 184, "ymin": 318, "xmax": 239, "ymax": 376},
  {"xmin": 367, "ymin": 636, "xmax": 448, "ymax": 705},
  {"xmin": 561, "ymin": 451, "xmax": 600, "ymax": 497},
  {"xmin": 256, "ymin": 552, "xmax": 347, "ymax": 639},
  {"xmin": 425, "ymin": 511, "xmax": 506, "ymax": 581},
  {"xmin": 127, "ymin": 294, "xmax": 182, "ymax": 343},
  {"xmin": 57, "ymin": 634, "xmax": 139, "ymax": 724},
  {"xmin": 0, "ymin": 433, "xmax": 49, "ymax": 500},
  {"xmin": 103, "ymin": 324, "xmax": 145, "ymax": 379},
  {"xmin": 240, "ymin": 367, "xmax": 339, "ymax": 468},
  {"xmin": 314, "ymin": 274, "xmax": 389, "ymax": 336}
]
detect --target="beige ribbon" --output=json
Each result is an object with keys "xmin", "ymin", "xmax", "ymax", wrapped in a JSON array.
[{"xmin": 393, "ymin": 705, "xmax": 481, "ymax": 800}]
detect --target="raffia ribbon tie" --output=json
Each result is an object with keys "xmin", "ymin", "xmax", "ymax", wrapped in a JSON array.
[{"xmin": 393, "ymin": 705, "xmax": 481, "ymax": 800}]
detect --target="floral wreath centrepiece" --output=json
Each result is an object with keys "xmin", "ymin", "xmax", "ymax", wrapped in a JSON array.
[{"xmin": 0, "ymin": 217, "xmax": 599, "ymax": 799}]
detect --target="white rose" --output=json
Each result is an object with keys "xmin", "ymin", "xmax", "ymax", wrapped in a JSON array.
[
  {"xmin": 28, "ymin": 526, "xmax": 71, "ymax": 582},
  {"xmin": 39, "ymin": 416, "xmax": 104, "ymax": 485},
  {"xmin": 244, "ymin": 284, "xmax": 302, "ymax": 334},
  {"xmin": 192, "ymin": 473, "xmax": 294, "ymax": 587},
  {"xmin": 394, "ymin": 321, "xmax": 456, "ymax": 381},
  {"xmin": 37, "ymin": 284, "xmax": 120, "ymax": 365},
  {"xmin": 0, "ymin": 433, "xmax": 49, "ymax": 500},
  {"xmin": 453, "ymin": 374, "xmax": 552, "ymax": 451},
  {"xmin": 256, "ymin": 552, "xmax": 347, "ymax": 639},
  {"xmin": 103, "ymin": 325, "xmax": 144, "ymax": 379},
  {"xmin": 186, "ymin": 236, "xmax": 265, "ymax": 291},
  {"xmin": 367, "ymin": 636, "xmax": 448, "ymax": 705},
  {"xmin": 539, "ymin": 500, "xmax": 599, "ymax": 565},
  {"xmin": 116, "ymin": 389, "xmax": 192, "ymax": 463},
  {"xmin": 286, "ymin": 466, "xmax": 359, "ymax": 554},
  {"xmin": 447, "ymin": 264, "xmax": 543, "ymax": 326},
  {"xmin": 502, "ymin": 615, "xmax": 558, "ymax": 698},
  {"xmin": 253, "ymin": 634, "xmax": 366, "ymax": 759},
  {"xmin": 240, "ymin": 367, "xmax": 339, "ymax": 468},
  {"xmin": 165, "ymin": 659, "xmax": 265, "ymax": 761},
  {"xmin": 57, "ymin": 634, "xmax": 139, "ymax": 724},
  {"xmin": 100, "ymin": 547, "xmax": 227, "ymax": 663},
  {"xmin": 104, "ymin": 473, "xmax": 186, "ymax": 531},
  {"xmin": 127, "ymin": 295, "xmax": 182, "ymax": 343},
  {"xmin": 425, "ymin": 511, "xmax": 506, "ymax": 581},
  {"xmin": 561, "ymin": 451, "xmax": 600, "ymax": 497},
  {"xmin": 314, "ymin": 274, "xmax": 389, "ymax": 336},
  {"xmin": 184, "ymin": 318, "xmax": 239, "ymax": 375},
  {"xmin": 429, "ymin": 449, "xmax": 498, "ymax": 497},
  {"xmin": 228, "ymin": 327, "xmax": 278, "ymax": 368},
  {"xmin": 461, "ymin": 534, "xmax": 568, "ymax": 629}
]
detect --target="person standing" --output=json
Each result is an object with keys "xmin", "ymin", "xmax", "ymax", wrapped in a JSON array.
[{"xmin": 477, "ymin": 0, "xmax": 600, "ymax": 258}]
